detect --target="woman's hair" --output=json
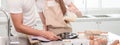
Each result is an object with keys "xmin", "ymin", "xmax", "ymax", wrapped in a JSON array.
[{"xmin": 55, "ymin": 0, "xmax": 66, "ymax": 15}]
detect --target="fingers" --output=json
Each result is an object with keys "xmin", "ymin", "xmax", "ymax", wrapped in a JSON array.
[
  {"xmin": 51, "ymin": 35, "xmax": 61, "ymax": 41},
  {"xmin": 48, "ymin": 35, "xmax": 61, "ymax": 41},
  {"xmin": 89, "ymin": 40, "xmax": 94, "ymax": 45},
  {"xmin": 48, "ymin": 36, "xmax": 57, "ymax": 41},
  {"xmin": 54, "ymin": 35, "xmax": 61, "ymax": 40},
  {"xmin": 44, "ymin": 31, "xmax": 61, "ymax": 41}
]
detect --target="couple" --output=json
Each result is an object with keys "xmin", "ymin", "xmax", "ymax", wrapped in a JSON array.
[{"xmin": 7, "ymin": 0, "xmax": 82, "ymax": 41}]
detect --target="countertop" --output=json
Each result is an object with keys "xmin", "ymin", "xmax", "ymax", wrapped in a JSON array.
[
  {"xmin": 40, "ymin": 32, "xmax": 120, "ymax": 45},
  {"xmin": 9, "ymin": 32, "xmax": 120, "ymax": 45},
  {"xmin": 1, "ymin": 14, "xmax": 120, "ymax": 23},
  {"xmin": 76, "ymin": 14, "xmax": 120, "ymax": 22}
]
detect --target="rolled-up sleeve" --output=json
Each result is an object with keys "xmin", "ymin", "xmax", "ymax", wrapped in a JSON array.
[
  {"xmin": 7, "ymin": 0, "xmax": 22, "ymax": 13},
  {"xmin": 36, "ymin": 0, "xmax": 45, "ymax": 12}
]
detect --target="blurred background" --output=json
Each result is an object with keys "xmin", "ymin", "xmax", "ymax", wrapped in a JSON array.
[{"xmin": 0, "ymin": 0, "xmax": 120, "ymax": 37}]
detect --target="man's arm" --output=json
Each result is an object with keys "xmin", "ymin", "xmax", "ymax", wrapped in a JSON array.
[
  {"xmin": 11, "ymin": 13, "xmax": 41, "ymax": 36},
  {"xmin": 39, "ymin": 12, "xmax": 47, "ymax": 30},
  {"xmin": 11, "ymin": 13, "xmax": 60, "ymax": 40},
  {"xmin": 67, "ymin": 2, "xmax": 82, "ymax": 17}
]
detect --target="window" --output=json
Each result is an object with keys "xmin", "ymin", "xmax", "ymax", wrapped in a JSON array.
[
  {"xmin": 86, "ymin": 0, "xmax": 100, "ymax": 8},
  {"xmin": 73, "ymin": 0, "xmax": 120, "ymax": 14},
  {"xmin": 102, "ymin": 0, "xmax": 120, "ymax": 8},
  {"xmin": 0, "ymin": 0, "xmax": 1, "ymax": 7}
]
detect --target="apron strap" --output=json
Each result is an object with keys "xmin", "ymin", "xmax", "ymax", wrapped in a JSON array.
[{"xmin": 55, "ymin": 0, "xmax": 66, "ymax": 15}]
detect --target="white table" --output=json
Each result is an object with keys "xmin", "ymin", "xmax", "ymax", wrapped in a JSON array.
[
  {"xmin": 40, "ymin": 32, "xmax": 120, "ymax": 45},
  {"xmin": 2, "ymin": 32, "xmax": 119, "ymax": 45}
]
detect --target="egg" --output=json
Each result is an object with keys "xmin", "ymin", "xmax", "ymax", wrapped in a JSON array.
[
  {"xmin": 89, "ymin": 35, "xmax": 94, "ymax": 40},
  {"xmin": 93, "ymin": 38, "xmax": 107, "ymax": 45},
  {"xmin": 89, "ymin": 40, "xmax": 94, "ymax": 45},
  {"xmin": 97, "ymin": 38, "xmax": 102, "ymax": 44},
  {"xmin": 102, "ymin": 38, "xmax": 108, "ymax": 45},
  {"xmin": 94, "ymin": 41, "xmax": 99, "ymax": 45}
]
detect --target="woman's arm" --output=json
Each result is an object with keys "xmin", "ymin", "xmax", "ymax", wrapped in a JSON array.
[{"xmin": 67, "ymin": 2, "xmax": 82, "ymax": 17}]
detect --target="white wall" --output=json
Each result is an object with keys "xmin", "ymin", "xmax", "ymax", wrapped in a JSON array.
[
  {"xmin": 0, "ymin": 0, "xmax": 1, "ymax": 7},
  {"xmin": 1, "ymin": 0, "xmax": 7, "ymax": 9},
  {"xmin": 0, "ymin": 12, "xmax": 8, "ymax": 37}
]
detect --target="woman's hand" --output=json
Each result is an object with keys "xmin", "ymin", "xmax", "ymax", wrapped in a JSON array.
[
  {"xmin": 67, "ymin": 3, "xmax": 82, "ymax": 17},
  {"xmin": 64, "ymin": 11, "xmax": 77, "ymax": 22}
]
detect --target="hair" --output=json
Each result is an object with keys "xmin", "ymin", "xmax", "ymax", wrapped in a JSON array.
[{"xmin": 55, "ymin": 0, "xmax": 66, "ymax": 15}]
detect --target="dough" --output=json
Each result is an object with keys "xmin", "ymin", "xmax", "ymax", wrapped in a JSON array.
[
  {"xmin": 85, "ymin": 30, "xmax": 102, "ymax": 35},
  {"xmin": 64, "ymin": 11, "xmax": 77, "ymax": 22}
]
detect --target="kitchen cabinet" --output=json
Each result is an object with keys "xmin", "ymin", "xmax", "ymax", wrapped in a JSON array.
[
  {"xmin": 99, "ymin": 21, "xmax": 120, "ymax": 35},
  {"xmin": 0, "ymin": 24, "xmax": 8, "ymax": 37},
  {"xmin": 71, "ymin": 21, "xmax": 120, "ymax": 35},
  {"xmin": 71, "ymin": 22, "xmax": 98, "ymax": 33},
  {"xmin": 0, "ymin": 16, "xmax": 8, "ymax": 37}
]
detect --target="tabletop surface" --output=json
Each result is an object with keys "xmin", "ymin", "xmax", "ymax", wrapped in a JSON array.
[{"xmin": 9, "ymin": 32, "xmax": 120, "ymax": 45}]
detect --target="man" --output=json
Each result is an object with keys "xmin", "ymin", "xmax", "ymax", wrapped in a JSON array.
[{"xmin": 7, "ymin": 0, "xmax": 60, "ymax": 41}]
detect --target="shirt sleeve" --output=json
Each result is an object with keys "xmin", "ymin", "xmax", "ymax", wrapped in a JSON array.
[
  {"xmin": 7, "ymin": 0, "xmax": 22, "ymax": 13},
  {"xmin": 36, "ymin": 0, "xmax": 45, "ymax": 12},
  {"xmin": 63, "ymin": 0, "xmax": 73, "ymax": 5}
]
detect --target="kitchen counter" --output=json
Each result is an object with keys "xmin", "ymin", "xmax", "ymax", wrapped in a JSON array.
[
  {"xmin": 9, "ymin": 36, "xmax": 30, "ymax": 45},
  {"xmin": 40, "ymin": 32, "xmax": 120, "ymax": 45},
  {"xmin": 1, "ymin": 14, "xmax": 120, "ymax": 23},
  {"xmin": 76, "ymin": 14, "xmax": 120, "ymax": 22},
  {"xmin": 9, "ymin": 32, "xmax": 120, "ymax": 45}
]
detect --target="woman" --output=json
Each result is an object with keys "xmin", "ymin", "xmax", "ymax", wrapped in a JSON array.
[{"xmin": 38, "ymin": 0, "xmax": 82, "ymax": 35}]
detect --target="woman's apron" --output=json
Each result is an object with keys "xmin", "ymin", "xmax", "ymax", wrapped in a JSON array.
[{"xmin": 43, "ymin": 0, "xmax": 72, "ymax": 35}]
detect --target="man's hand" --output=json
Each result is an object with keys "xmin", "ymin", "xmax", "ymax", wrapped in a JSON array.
[{"xmin": 40, "ymin": 31, "xmax": 61, "ymax": 41}]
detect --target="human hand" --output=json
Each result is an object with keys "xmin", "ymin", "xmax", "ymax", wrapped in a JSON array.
[
  {"xmin": 40, "ymin": 31, "xmax": 61, "ymax": 41},
  {"xmin": 64, "ymin": 11, "xmax": 77, "ymax": 22}
]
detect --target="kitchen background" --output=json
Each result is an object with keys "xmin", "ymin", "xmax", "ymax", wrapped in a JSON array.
[{"xmin": 0, "ymin": 0, "xmax": 120, "ymax": 37}]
